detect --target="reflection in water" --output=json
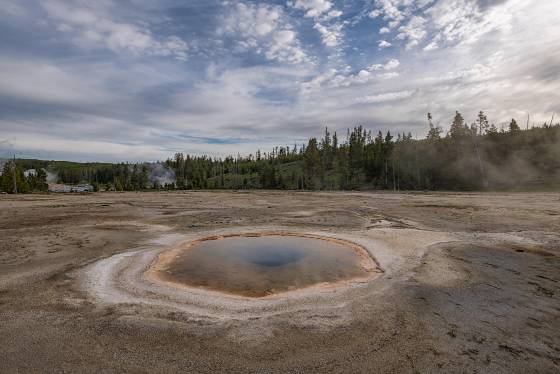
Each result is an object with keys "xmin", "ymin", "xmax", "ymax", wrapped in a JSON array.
[{"xmin": 161, "ymin": 235, "xmax": 371, "ymax": 297}]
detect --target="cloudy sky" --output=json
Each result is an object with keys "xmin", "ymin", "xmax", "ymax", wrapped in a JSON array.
[{"xmin": 0, "ymin": 0, "xmax": 558, "ymax": 161}]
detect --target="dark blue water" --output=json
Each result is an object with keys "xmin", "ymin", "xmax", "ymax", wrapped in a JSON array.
[{"xmin": 237, "ymin": 246, "xmax": 305, "ymax": 267}]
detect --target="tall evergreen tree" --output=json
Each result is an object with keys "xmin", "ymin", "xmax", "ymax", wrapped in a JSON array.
[
  {"xmin": 509, "ymin": 118, "xmax": 520, "ymax": 132},
  {"xmin": 449, "ymin": 111, "xmax": 467, "ymax": 138},
  {"xmin": 304, "ymin": 138, "xmax": 321, "ymax": 189}
]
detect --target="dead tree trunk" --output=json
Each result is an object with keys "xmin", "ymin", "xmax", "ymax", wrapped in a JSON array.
[
  {"xmin": 472, "ymin": 136, "xmax": 488, "ymax": 189},
  {"xmin": 392, "ymin": 158, "xmax": 396, "ymax": 191},
  {"xmin": 12, "ymin": 155, "xmax": 17, "ymax": 194}
]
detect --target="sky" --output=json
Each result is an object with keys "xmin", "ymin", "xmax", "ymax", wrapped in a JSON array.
[{"xmin": 0, "ymin": 0, "xmax": 559, "ymax": 162}]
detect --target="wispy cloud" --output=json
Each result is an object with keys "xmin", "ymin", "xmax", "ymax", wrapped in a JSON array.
[
  {"xmin": 42, "ymin": 0, "xmax": 188, "ymax": 59},
  {"xmin": 355, "ymin": 90, "xmax": 414, "ymax": 104},
  {"xmin": 0, "ymin": 0, "xmax": 558, "ymax": 161},
  {"xmin": 218, "ymin": 2, "xmax": 308, "ymax": 64}
]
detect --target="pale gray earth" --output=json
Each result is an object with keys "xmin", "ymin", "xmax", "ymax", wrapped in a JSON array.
[{"xmin": 0, "ymin": 191, "xmax": 559, "ymax": 373}]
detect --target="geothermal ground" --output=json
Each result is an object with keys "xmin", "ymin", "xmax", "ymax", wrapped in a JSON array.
[{"xmin": 0, "ymin": 191, "xmax": 559, "ymax": 373}]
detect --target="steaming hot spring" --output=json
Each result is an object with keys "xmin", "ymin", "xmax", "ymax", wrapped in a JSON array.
[{"xmin": 79, "ymin": 229, "xmax": 383, "ymax": 320}]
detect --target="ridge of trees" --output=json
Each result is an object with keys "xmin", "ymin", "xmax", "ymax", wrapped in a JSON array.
[
  {"xmin": 1, "ymin": 111, "xmax": 559, "ymax": 192},
  {"xmin": 162, "ymin": 112, "xmax": 559, "ymax": 191}
]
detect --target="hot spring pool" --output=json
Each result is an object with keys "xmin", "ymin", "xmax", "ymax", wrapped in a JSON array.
[{"xmin": 151, "ymin": 233, "xmax": 376, "ymax": 297}]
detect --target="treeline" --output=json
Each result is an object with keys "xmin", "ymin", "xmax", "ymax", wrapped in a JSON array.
[
  {"xmin": 165, "ymin": 112, "xmax": 560, "ymax": 191},
  {"xmin": 0, "ymin": 159, "xmax": 173, "ymax": 192},
  {"xmin": 57, "ymin": 163, "xmax": 152, "ymax": 191},
  {"xmin": 2, "ymin": 111, "xmax": 559, "ymax": 193}
]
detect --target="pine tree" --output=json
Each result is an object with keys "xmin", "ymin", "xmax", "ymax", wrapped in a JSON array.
[
  {"xmin": 487, "ymin": 123, "xmax": 498, "ymax": 136},
  {"xmin": 509, "ymin": 118, "xmax": 520, "ymax": 132},
  {"xmin": 449, "ymin": 111, "xmax": 467, "ymax": 138},
  {"xmin": 321, "ymin": 126, "xmax": 333, "ymax": 172},
  {"xmin": 304, "ymin": 138, "xmax": 321, "ymax": 189}
]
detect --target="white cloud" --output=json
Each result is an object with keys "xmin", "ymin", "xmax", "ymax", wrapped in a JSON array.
[
  {"xmin": 0, "ymin": 59, "xmax": 113, "ymax": 105},
  {"xmin": 378, "ymin": 71, "xmax": 400, "ymax": 79},
  {"xmin": 378, "ymin": 40, "xmax": 392, "ymax": 49},
  {"xmin": 290, "ymin": 0, "xmax": 344, "ymax": 47},
  {"xmin": 423, "ymin": 41, "xmax": 438, "ymax": 51},
  {"xmin": 369, "ymin": 59, "xmax": 400, "ymax": 71},
  {"xmin": 372, "ymin": 0, "xmax": 524, "ymax": 51},
  {"xmin": 374, "ymin": 0, "xmax": 409, "ymax": 28},
  {"xmin": 267, "ymin": 30, "xmax": 307, "ymax": 63},
  {"xmin": 383, "ymin": 58, "xmax": 400, "ymax": 70},
  {"xmin": 327, "ymin": 9, "xmax": 343, "ymax": 19},
  {"xmin": 424, "ymin": 0, "xmax": 520, "ymax": 48},
  {"xmin": 42, "ymin": 0, "xmax": 188, "ymax": 60},
  {"xmin": 219, "ymin": 2, "xmax": 307, "ymax": 63},
  {"xmin": 396, "ymin": 15, "xmax": 427, "ymax": 49},
  {"xmin": 371, "ymin": 0, "xmax": 434, "ymax": 35},
  {"xmin": 291, "ymin": 0, "xmax": 333, "ymax": 18},
  {"xmin": 301, "ymin": 58, "xmax": 401, "ymax": 91},
  {"xmin": 355, "ymin": 90, "xmax": 414, "ymax": 104},
  {"xmin": 220, "ymin": 3, "xmax": 281, "ymax": 37},
  {"xmin": 2, "ymin": 0, "xmax": 560, "ymax": 161},
  {"xmin": 314, "ymin": 22, "xmax": 343, "ymax": 47},
  {"xmin": 369, "ymin": 9, "xmax": 381, "ymax": 19}
]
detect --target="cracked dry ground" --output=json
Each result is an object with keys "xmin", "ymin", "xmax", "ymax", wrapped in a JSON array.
[{"xmin": 0, "ymin": 191, "xmax": 559, "ymax": 373}]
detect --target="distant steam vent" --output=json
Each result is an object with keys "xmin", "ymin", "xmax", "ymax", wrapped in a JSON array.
[{"xmin": 148, "ymin": 163, "xmax": 176, "ymax": 186}]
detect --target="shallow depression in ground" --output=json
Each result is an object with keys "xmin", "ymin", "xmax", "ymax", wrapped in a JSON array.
[{"xmin": 154, "ymin": 235, "xmax": 374, "ymax": 297}]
